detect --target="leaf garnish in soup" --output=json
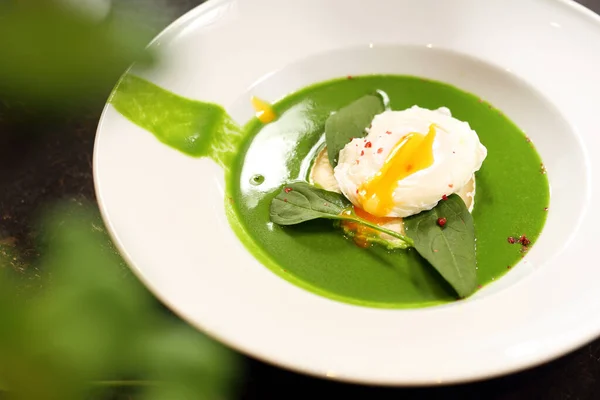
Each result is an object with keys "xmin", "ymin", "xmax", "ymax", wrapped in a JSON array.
[
  {"xmin": 270, "ymin": 184, "xmax": 478, "ymax": 295},
  {"xmin": 269, "ymin": 182, "xmax": 351, "ymax": 225},
  {"xmin": 269, "ymin": 182, "xmax": 413, "ymax": 248},
  {"xmin": 403, "ymin": 194, "xmax": 478, "ymax": 297},
  {"xmin": 325, "ymin": 93, "xmax": 385, "ymax": 167}
]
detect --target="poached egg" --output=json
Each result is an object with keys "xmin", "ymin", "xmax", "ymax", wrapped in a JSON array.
[{"xmin": 333, "ymin": 106, "xmax": 487, "ymax": 218}]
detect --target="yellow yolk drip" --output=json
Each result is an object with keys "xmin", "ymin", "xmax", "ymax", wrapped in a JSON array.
[
  {"xmin": 251, "ymin": 96, "xmax": 276, "ymax": 123},
  {"xmin": 341, "ymin": 207, "xmax": 399, "ymax": 248},
  {"xmin": 359, "ymin": 124, "xmax": 437, "ymax": 217}
]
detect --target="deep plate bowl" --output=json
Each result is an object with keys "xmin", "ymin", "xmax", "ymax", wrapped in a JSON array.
[{"xmin": 94, "ymin": 0, "xmax": 600, "ymax": 385}]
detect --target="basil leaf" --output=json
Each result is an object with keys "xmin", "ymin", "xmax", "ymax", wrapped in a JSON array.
[
  {"xmin": 269, "ymin": 182, "xmax": 351, "ymax": 225},
  {"xmin": 270, "ymin": 182, "xmax": 413, "ymax": 247},
  {"xmin": 325, "ymin": 94, "xmax": 385, "ymax": 166},
  {"xmin": 271, "ymin": 184, "xmax": 477, "ymax": 296},
  {"xmin": 403, "ymin": 194, "xmax": 477, "ymax": 297}
]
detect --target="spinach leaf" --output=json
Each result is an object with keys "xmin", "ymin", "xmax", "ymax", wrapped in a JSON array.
[
  {"xmin": 270, "ymin": 184, "xmax": 478, "ymax": 295},
  {"xmin": 325, "ymin": 94, "xmax": 385, "ymax": 166},
  {"xmin": 403, "ymin": 194, "xmax": 478, "ymax": 297},
  {"xmin": 269, "ymin": 182, "xmax": 351, "ymax": 225},
  {"xmin": 269, "ymin": 182, "xmax": 413, "ymax": 248}
]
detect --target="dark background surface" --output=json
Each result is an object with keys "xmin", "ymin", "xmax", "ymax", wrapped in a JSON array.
[{"xmin": 1, "ymin": 0, "xmax": 600, "ymax": 399}]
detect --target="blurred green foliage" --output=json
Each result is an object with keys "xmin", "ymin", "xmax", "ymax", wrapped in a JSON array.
[
  {"xmin": 0, "ymin": 0, "xmax": 240, "ymax": 398},
  {"xmin": 0, "ymin": 206, "xmax": 238, "ymax": 400},
  {"xmin": 0, "ymin": 0, "xmax": 157, "ymax": 107}
]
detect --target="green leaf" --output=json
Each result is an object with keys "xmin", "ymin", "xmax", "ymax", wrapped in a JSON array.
[
  {"xmin": 0, "ymin": 204, "xmax": 239, "ymax": 399},
  {"xmin": 139, "ymin": 322, "xmax": 239, "ymax": 400},
  {"xmin": 325, "ymin": 94, "xmax": 385, "ymax": 166},
  {"xmin": 270, "ymin": 182, "xmax": 413, "ymax": 247},
  {"xmin": 403, "ymin": 194, "xmax": 477, "ymax": 297},
  {"xmin": 271, "ymin": 184, "xmax": 476, "ymax": 294},
  {"xmin": 269, "ymin": 182, "xmax": 351, "ymax": 225},
  {"xmin": 0, "ymin": 1, "xmax": 156, "ymax": 107}
]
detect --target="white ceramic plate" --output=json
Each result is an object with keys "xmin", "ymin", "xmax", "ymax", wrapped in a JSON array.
[{"xmin": 94, "ymin": 0, "xmax": 600, "ymax": 385}]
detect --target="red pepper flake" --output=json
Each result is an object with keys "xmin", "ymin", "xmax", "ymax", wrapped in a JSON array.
[
  {"xmin": 377, "ymin": 148, "xmax": 383, "ymax": 154},
  {"xmin": 518, "ymin": 235, "xmax": 531, "ymax": 246},
  {"xmin": 507, "ymin": 236, "xmax": 516, "ymax": 244},
  {"xmin": 365, "ymin": 141, "xmax": 372, "ymax": 148},
  {"xmin": 437, "ymin": 217, "xmax": 447, "ymax": 227},
  {"xmin": 442, "ymin": 194, "xmax": 448, "ymax": 201},
  {"xmin": 284, "ymin": 198, "xmax": 288, "ymax": 202},
  {"xmin": 385, "ymin": 131, "xmax": 392, "ymax": 135},
  {"xmin": 544, "ymin": 207, "xmax": 549, "ymax": 211},
  {"xmin": 284, "ymin": 187, "xmax": 293, "ymax": 193},
  {"xmin": 477, "ymin": 285, "xmax": 483, "ymax": 289},
  {"xmin": 360, "ymin": 150, "xmax": 364, "ymax": 156},
  {"xmin": 478, "ymin": 98, "xmax": 483, "ymax": 103},
  {"xmin": 356, "ymin": 189, "xmax": 359, "ymax": 194},
  {"xmin": 448, "ymin": 184, "xmax": 454, "ymax": 188},
  {"xmin": 507, "ymin": 265, "xmax": 512, "ymax": 269},
  {"xmin": 356, "ymin": 160, "xmax": 360, "ymax": 165},
  {"xmin": 347, "ymin": 75, "xmax": 353, "ymax": 79}
]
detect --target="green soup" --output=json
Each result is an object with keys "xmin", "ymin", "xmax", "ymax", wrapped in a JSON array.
[{"xmin": 111, "ymin": 74, "xmax": 550, "ymax": 309}]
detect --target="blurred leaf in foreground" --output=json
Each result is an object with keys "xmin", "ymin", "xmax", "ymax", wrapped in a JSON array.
[
  {"xmin": 0, "ymin": 0, "xmax": 157, "ymax": 107},
  {"xmin": 0, "ymin": 205, "xmax": 238, "ymax": 400}
]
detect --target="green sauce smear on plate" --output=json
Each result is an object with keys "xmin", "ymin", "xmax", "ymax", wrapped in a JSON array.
[
  {"xmin": 111, "ymin": 74, "xmax": 243, "ymax": 169},
  {"xmin": 110, "ymin": 74, "xmax": 550, "ymax": 309}
]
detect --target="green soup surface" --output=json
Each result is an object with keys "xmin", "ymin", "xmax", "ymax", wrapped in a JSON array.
[
  {"xmin": 229, "ymin": 76, "xmax": 549, "ymax": 308},
  {"xmin": 111, "ymin": 74, "xmax": 550, "ymax": 309}
]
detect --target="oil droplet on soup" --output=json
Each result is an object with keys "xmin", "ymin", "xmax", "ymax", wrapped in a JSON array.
[{"xmin": 250, "ymin": 174, "xmax": 265, "ymax": 185}]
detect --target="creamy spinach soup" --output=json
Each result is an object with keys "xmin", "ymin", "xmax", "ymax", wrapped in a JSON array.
[{"xmin": 111, "ymin": 74, "xmax": 549, "ymax": 309}]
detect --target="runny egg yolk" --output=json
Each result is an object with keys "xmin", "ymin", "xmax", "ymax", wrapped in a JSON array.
[
  {"xmin": 251, "ymin": 96, "xmax": 276, "ymax": 123},
  {"xmin": 341, "ymin": 206, "xmax": 399, "ymax": 248},
  {"xmin": 359, "ymin": 124, "xmax": 437, "ymax": 217}
]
